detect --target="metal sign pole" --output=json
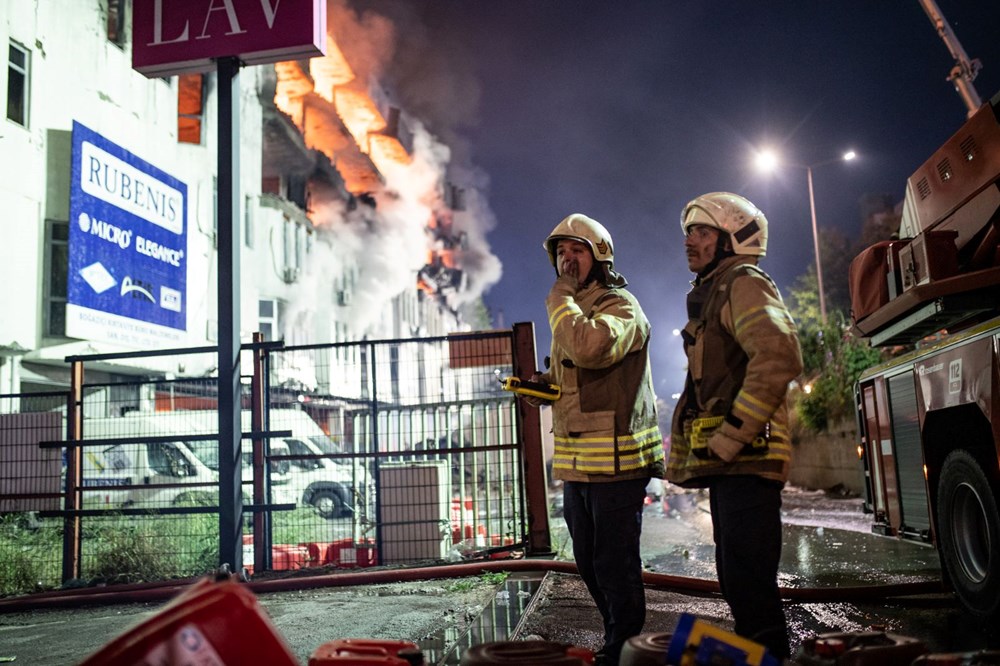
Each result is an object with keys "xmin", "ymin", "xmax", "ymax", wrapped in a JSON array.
[{"xmin": 217, "ymin": 56, "xmax": 243, "ymax": 572}]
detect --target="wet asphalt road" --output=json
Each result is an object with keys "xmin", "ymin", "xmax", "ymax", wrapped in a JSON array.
[
  {"xmin": 1, "ymin": 485, "xmax": 997, "ymax": 664},
  {"xmin": 531, "ymin": 485, "xmax": 1000, "ymax": 658}
]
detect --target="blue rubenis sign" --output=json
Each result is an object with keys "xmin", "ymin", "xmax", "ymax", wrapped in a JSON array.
[{"xmin": 67, "ymin": 121, "xmax": 188, "ymax": 348}]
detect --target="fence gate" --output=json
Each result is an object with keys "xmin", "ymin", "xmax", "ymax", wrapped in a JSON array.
[{"xmin": 262, "ymin": 326, "xmax": 547, "ymax": 570}]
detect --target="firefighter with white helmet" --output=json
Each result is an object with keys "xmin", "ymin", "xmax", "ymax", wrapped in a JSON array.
[
  {"xmin": 542, "ymin": 213, "xmax": 628, "ymax": 288},
  {"xmin": 669, "ymin": 192, "xmax": 802, "ymax": 659},
  {"xmin": 529, "ymin": 213, "xmax": 664, "ymax": 666}
]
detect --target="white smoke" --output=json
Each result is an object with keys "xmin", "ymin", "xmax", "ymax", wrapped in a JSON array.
[{"xmin": 284, "ymin": 0, "xmax": 503, "ymax": 338}]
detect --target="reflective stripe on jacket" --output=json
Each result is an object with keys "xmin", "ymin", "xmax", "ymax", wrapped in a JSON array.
[
  {"xmin": 542, "ymin": 276, "xmax": 664, "ymax": 483},
  {"xmin": 668, "ymin": 256, "xmax": 802, "ymax": 485}
]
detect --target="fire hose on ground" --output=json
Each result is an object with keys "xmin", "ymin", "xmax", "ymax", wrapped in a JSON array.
[{"xmin": 0, "ymin": 558, "xmax": 950, "ymax": 613}]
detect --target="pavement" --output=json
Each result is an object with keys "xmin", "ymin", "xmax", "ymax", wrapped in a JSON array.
[{"xmin": 1, "ymin": 485, "xmax": 998, "ymax": 664}]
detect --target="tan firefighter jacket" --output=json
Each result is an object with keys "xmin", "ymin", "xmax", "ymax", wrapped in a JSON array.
[
  {"xmin": 668, "ymin": 255, "xmax": 803, "ymax": 486},
  {"xmin": 539, "ymin": 274, "xmax": 665, "ymax": 483}
]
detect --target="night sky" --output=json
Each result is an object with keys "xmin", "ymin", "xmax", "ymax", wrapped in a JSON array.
[{"xmin": 346, "ymin": 1, "xmax": 1000, "ymax": 400}]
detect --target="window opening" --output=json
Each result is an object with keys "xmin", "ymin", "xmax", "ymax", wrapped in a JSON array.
[{"xmin": 7, "ymin": 42, "xmax": 29, "ymax": 126}]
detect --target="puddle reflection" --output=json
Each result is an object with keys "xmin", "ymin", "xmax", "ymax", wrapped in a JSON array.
[{"xmin": 420, "ymin": 573, "xmax": 542, "ymax": 665}]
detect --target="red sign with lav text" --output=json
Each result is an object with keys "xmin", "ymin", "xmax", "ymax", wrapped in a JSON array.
[{"xmin": 132, "ymin": 0, "xmax": 326, "ymax": 77}]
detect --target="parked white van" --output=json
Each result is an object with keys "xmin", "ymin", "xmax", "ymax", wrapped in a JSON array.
[
  {"xmin": 148, "ymin": 410, "xmax": 294, "ymax": 498},
  {"xmin": 155, "ymin": 409, "xmax": 367, "ymax": 520},
  {"xmin": 269, "ymin": 409, "xmax": 369, "ymax": 519},
  {"xmin": 80, "ymin": 414, "xmax": 217, "ymax": 509}
]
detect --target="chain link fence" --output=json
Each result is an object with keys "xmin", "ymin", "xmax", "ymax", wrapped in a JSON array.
[{"xmin": 0, "ymin": 329, "xmax": 544, "ymax": 596}]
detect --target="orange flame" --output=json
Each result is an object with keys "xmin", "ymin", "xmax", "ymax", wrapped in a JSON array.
[
  {"xmin": 310, "ymin": 41, "xmax": 355, "ymax": 103},
  {"xmin": 334, "ymin": 87, "xmax": 385, "ymax": 151},
  {"xmin": 274, "ymin": 32, "xmax": 412, "ymax": 193},
  {"xmin": 273, "ymin": 30, "xmax": 461, "ymax": 299}
]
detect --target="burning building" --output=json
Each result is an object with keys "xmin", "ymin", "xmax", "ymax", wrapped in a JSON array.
[{"xmin": 0, "ymin": 0, "xmax": 502, "ymax": 395}]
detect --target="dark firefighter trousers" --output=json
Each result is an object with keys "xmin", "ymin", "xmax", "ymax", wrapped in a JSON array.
[
  {"xmin": 563, "ymin": 477, "xmax": 649, "ymax": 662},
  {"xmin": 708, "ymin": 475, "xmax": 790, "ymax": 659}
]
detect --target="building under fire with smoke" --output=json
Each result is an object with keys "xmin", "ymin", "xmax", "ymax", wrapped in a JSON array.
[{"xmin": 0, "ymin": 2, "xmax": 502, "ymax": 394}]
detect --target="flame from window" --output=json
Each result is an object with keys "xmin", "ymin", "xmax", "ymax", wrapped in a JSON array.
[
  {"xmin": 274, "ymin": 31, "xmax": 465, "ymax": 300},
  {"xmin": 274, "ymin": 32, "xmax": 412, "ymax": 195}
]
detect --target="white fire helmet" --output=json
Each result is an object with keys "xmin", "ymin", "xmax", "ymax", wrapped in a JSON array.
[
  {"xmin": 544, "ymin": 213, "xmax": 627, "ymax": 286},
  {"xmin": 544, "ymin": 213, "xmax": 616, "ymax": 267},
  {"xmin": 681, "ymin": 192, "xmax": 768, "ymax": 256}
]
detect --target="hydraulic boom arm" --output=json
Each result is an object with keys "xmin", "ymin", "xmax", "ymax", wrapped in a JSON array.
[{"xmin": 917, "ymin": 0, "xmax": 982, "ymax": 116}]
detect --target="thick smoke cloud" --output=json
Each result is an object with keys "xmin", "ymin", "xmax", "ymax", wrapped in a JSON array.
[{"xmin": 283, "ymin": 0, "xmax": 502, "ymax": 338}]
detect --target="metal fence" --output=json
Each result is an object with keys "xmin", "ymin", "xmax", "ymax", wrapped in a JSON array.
[{"xmin": 0, "ymin": 326, "xmax": 550, "ymax": 597}]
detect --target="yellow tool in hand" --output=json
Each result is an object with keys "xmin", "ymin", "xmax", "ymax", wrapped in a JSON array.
[{"xmin": 496, "ymin": 371, "xmax": 561, "ymax": 401}]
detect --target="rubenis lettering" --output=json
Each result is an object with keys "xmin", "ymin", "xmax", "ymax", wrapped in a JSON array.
[{"xmin": 86, "ymin": 155, "xmax": 179, "ymax": 223}]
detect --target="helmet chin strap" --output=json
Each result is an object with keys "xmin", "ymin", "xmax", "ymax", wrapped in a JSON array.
[{"xmin": 697, "ymin": 237, "xmax": 736, "ymax": 279}]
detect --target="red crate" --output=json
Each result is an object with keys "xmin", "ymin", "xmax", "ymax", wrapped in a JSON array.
[
  {"xmin": 272, "ymin": 544, "xmax": 310, "ymax": 571},
  {"xmin": 309, "ymin": 638, "xmax": 424, "ymax": 665},
  {"xmin": 80, "ymin": 576, "xmax": 298, "ymax": 666},
  {"xmin": 325, "ymin": 538, "xmax": 377, "ymax": 568}
]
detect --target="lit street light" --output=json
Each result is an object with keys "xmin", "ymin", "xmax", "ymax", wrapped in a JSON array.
[{"xmin": 755, "ymin": 149, "xmax": 856, "ymax": 324}]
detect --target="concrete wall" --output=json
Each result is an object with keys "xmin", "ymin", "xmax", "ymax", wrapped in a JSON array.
[{"xmin": 788, "ymin": 418, "xmax": 866, "ymax": 496}]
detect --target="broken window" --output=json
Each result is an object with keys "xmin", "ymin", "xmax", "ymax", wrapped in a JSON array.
[
  {"xmin": 177, "ymin": 74, "xmax": 204, "ymax": 144},
  {"xmin": 107, "ymin": 0, "xmax": 126, "ymax": 46}
]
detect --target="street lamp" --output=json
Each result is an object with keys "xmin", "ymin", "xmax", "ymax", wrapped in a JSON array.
[{"xmin": 754, "ymin": 149, "xmax": 856, "ymax": 324}]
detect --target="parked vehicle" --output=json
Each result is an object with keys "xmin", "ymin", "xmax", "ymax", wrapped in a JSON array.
[
  {"xmin": 158, "ymin": 409, "xmax": 367, "ymax": 519},
  {"xmin": 80, "ymin": 415, "xmax": 217, "ymax": 509},
  {"xmin": 849, "ymin": 93, "xmax": 1000, "ymax": 621},
  {"xmin": 148, "ymin": 409, "xmax": 293, "ymax": 499},
  {"xmin": 269, "ymin": 409, "xmax": 369, "ymax": 519}
]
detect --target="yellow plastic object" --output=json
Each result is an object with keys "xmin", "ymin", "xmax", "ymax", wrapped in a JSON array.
[{"xmin": 499, "ymin": 376, "xmax": 561, "ymax": 401}]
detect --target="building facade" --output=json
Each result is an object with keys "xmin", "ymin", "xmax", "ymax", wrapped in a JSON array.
[{"xmin": 1, "ymin": 1, "xmax": 498, "ymax": 398}]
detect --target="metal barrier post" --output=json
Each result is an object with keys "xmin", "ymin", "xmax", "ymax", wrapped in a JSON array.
[
  {"xmin": 368, "ymin": 341, "xmax": 384, "ymax": 566},
  {"xmin": 512, "ymin": 322, "xmax": 553, "ymax": 556},
  {"xmin": 250, "ymin": 332, "xmax": 268, "ymax": 573},
  {"xmin": 61, "ymin": 361, "xmax": 84, "ymax": 582}
]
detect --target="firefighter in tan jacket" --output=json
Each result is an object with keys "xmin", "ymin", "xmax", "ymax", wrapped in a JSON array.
[
  {"xmin": 530, "ymin": 213, "xmax": 664, "ymax": 666},
  {"xmin": 669, "ymin": 193, "xmax": 802, "ymax": 660}
]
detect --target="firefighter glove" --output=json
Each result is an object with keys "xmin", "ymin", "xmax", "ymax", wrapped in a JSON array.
[{"xmin": 707, "ymin": 431, "xmax": 744, "ymax": 463}]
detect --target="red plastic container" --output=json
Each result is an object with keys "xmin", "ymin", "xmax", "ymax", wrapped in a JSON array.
[
  {"xmin": 79, "ymin": 576, "xmax": 298, "ymax": 665},
  {"xmin": 325, "ymin": 538, "xmax": 378, "ymax": 568},
  {"xmin": 243, "ymin": 535, "xmax": 312, "ymax": 574},
  {"xmin": 796, "ymin": 631, "xmax": 927, "ymax": 666},
  {"xmin": 451, "ymin": 497, "xmax": 475, "ymax": 544},
  {"xmin": 461, "ymin": 640, "xmax": 593, "ymax": 665},
  {"xmin": 272, "ymin": 543, "xmax": 310, "ymax": 571},
  {"xmin": 309, "ymin": 638, "xmax": 425, "ymax": 665},
  {"xmin": 304, "ymin": 541, "xmax": 336, "ymax": 566}
]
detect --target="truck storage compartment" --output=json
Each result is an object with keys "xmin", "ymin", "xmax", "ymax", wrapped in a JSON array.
[
  {"xmin": 900, "ymin": 229, "xmax": 960, "ymax": 291},
  {"xmin": 887, "ymin": 373, "xmax": 931, "ymax": 538},
  {"xmin": 849, "ymin": 241, "xmax": 894, "ymax": 325}
]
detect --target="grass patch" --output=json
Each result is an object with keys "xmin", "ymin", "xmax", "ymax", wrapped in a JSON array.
[
  {"xmin": 82, "ymin": 512, "xmax": 218, "ymax": 584},
  {"xmin": 0, "ymin": 513, "xmax": 63, "ymax": 595},
  {"xmin": 446, "ymin": 571, "xmax": 509, "ymax": 593}
]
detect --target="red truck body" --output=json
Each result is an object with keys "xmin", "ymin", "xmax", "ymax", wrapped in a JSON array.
[{"xmin": 850, "ymin": 92, "xmax": 1000, "ymax": 621}]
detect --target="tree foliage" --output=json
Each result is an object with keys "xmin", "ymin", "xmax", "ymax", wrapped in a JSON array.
[
  {"xmin": 782, "ymin": 197, "xmax": 900, "ymax": 432},
  {"xmin": 792, "ymin": 315, "xmax": 885, "ymax": 432},
  {"xmin": 787, "ymin": 285, "xmax": 885, "ymax": 433}
]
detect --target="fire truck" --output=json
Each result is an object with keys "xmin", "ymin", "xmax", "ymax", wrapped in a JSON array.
[{"xmin": 849, "ymin": 89, "xmax": 1000, "ymax": 620}]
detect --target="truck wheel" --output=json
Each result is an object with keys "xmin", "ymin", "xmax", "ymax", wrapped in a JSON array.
[
  {"xmin": 936, "ymin": 449, "xmax": 1000, "ymax": 619},
  {"xmin": 309, "ymin": 488, "xmax": 345, "ymax": 520}
]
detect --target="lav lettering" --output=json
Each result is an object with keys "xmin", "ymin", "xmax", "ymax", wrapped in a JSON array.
[{"xmin": 150, "ymin": 0, "xmax": 283, "ymax": 48}]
